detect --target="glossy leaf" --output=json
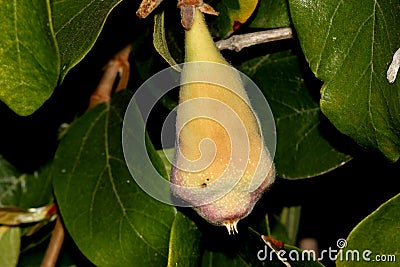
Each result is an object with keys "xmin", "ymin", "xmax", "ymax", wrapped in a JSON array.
[
  {"xmin": 289, "ymin": 0, "xmax": 400, "ymax": 161},
  {"xmin": 211, "ymin": 0, "xmax": 259, "ymax": 38},
  {"xmin": 0, "ymin": 1, "xmax": 59, "ymax": 115},
  {"xmin": 52, "ymin": 90, "xmax": 201, "ymax": 266},
  {"xmin": 51, "ymin": 0, "xmax": 123, "ymax": 79},
  {"xmin": 167, "ymin": 212, "xmax": 202, "ymax": 267},
  {"xmin": 248, "ymin": 0, "xmax": 291, "ymax": 29},
  {"xmin": 239, "ymin": 51, "xmax": 352, "ymax": 178},
  {"xmin": 0, "ymin": 226, "xmax": 20, "ymax": 267},
  {"xmin": 336, "ymin": 193, "xmax": 400, "ymax": 266}
]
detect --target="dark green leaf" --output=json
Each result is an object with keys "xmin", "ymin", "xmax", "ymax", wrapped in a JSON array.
[
  {"xmin": 279, "ymin": 206, "xmax": 301, "ymax": 245},
  {"xmin": 0, "ymin": 1, "xmax": 59, "ymax": 115},
  {"xmin": 201, "ymin": 250, "xmax": 248, "ymax": 267},
  {"xmin": 265, "ymin": 211, "xmax": 297, "ymax": 244},
  {"xmin": 0, "ymin": 157, "xmax": 53, "ymax": 209},
  {"xmin": 268, "ymin": 214, "xmax": 291, "ymax": 245},
  {"xmin": 157, "ymin": 148, "xmax": 175, "ymax": 177},
  {"xmin": 289, "ymin": 0, "xmax": 400, "ymax": 161},
  {"xmin": 0, "ymin": 226, "xmax": 20, "ymax": 267},
  {"xmin": 168, "ymin": 212, "xmax": 202, "ymax": 267},
  {"xmin": 0, "ymin": 156, "xmax": 19, "ymax": 183},
  {"xmin": 18, "ymin": 233, "xmax": 96, "ymax": 267},
  {"xmin": 52, "ymin": 90, "xmax": 201, "ymax": 266},
  {"xmin": 239, "ymin": 51, "xmax": 352, "ymax": 178},
  {"xmin": 336, "ymin": 193, "xmax": 400, "ymax": 267},
  {"xmin": 248, "ymin": 0, "xmax": 291, "ymax": 29},
  {"xmin": 267, "ymin": 207, "xmax": 301, "ymax": 246},
  {"xmin": 51, "ymin": 0, "xmax": 123, "ymax": 79}
]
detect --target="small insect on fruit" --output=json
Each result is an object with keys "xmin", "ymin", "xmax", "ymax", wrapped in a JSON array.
[{"xmin": 170, "ymin": 9, "xmax": 275, "ymax": 234}]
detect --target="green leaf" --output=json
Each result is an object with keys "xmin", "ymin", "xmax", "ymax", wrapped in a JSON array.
[
  {"xmin": 0, "ymin": 156, "xmax": 19, "ymax": 183},
  {"xmin": 0, "ymin": 1, "xmax": 59, "ymax": 115},
  {"xmin": 210, "ymin": 0, "xmax": 259, "ymax": 38},
  {"xmin": 336, "ymin": 193, "xmax": 400, "ymax": 266},
  {"xmin": 51, "ymin": 0, "xmax": 123, "ymax": 79},
  {"xmin": 153, "ymin": 12, "xmax": 180, "ymax": 71},
  {"xmin": 201, "ymin": 250, "xmax": 247, "ymax": 267},
  {"xmin": 0, "ymin": 157, "xmax": 53, "ymax": 209},
  {"xmin": 52, "ymin": 90, "xmax": 175, "ymax": 266},
  {"xmin": 265, "ymin": 207, "xmax": 302, "ymax": 246},
  {"xmin": 267, "ymin": 214, "xmax": 291, "ymax": 245},
  {"xmin": 279, "ymin": 206, "xmax": 301, "ymax": 245},
  {"xmin": 288, "ymin": 0, "xmax": 400, "ymax": 161},
  {"xmin": 248, "ymin": 0, "xmax": 291, "ymax": 29},
  {"xmin": 239, "ymin": 51, "xmax": 352, "ymax": 178},
  {"xmin": 0, "ymin": 226, "xmax": 20, "ymax": 267},
  {"xmin": 18, "ymin": 232, "xmax": 95, "ymax": 267},
  {"xmin": 157, "ymin": 148, "xmax": 175, "ymax": 177},
  {"xmin": 168, "ymin": 212, "xmax": 202, "ymax": 267},
  {"xmin": 52, "ymin": 90, "xmax": 201, "ymax": 266}
]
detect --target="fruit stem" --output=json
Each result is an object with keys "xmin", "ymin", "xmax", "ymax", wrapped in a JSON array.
[{"xmin": 185, "ymin": 10, "xmax": 225, "ymax": 64}]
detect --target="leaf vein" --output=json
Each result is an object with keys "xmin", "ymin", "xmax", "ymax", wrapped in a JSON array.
[
  {"xmin": 296, "ymin": 121, "xmax": 319, "ymax": 152},
  {"xmin": 315, "ymin": 0, "xmax": 343, "ymax": 75},
  {"xmin": 104, "ymin": 105, "xmax": 167, "ymax": 258},
  {"xmin": 275, "ymin": 107, "xmax": 320, "ymax": 122},
  {"xmin": 13, "ymin": 0, "xmax": 22, "ymax": 81},
  {"xmin": 54, "ymin": 0, "xmax": 97, "ymax": 35},
  {"xmin": 64, "ymin": 109, "xmax": 108, "ymax": 203}
]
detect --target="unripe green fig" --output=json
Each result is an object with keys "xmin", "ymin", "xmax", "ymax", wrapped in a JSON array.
[{"xmin": 171, "ymin": 10, "xmax": 275, "ymax": 234}]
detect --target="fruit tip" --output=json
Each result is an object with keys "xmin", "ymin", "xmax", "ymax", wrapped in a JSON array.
[{"xmin": 224, "ymin": 220, "xmax": 239, "ymax": 235}]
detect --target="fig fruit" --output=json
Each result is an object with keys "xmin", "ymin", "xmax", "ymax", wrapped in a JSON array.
[{"xmin": 171, "ymin": 10, "xmax": 275, "ymax": 234}]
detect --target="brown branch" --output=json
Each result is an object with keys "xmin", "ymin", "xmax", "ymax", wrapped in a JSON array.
[
  {"xmin": 215, "ymin": 27, "xmax": 293, "ymax": 52},
  {"xmin": 41, "ymin": 217, "xmax": 65, "ymax": 267},
  {"xmin": 88, "ymin": 44, "xmax": 132, "ymax": 110}
]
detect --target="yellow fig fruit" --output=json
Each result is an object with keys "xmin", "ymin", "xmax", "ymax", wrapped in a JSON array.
[{"xmin": 171, "ymin": 10, "xmax": 275, "ymax": 234}]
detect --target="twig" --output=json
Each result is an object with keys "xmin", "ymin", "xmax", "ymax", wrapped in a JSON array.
[
  {"xmin": 88, "ymin": 44, "xmax": 132, "ymax": 110},
  {"xmin": 216, "ymin": 27, "xmax": 293, "ymax": 52},
  {"xmin": 41, "ymin": 217, "xmax": 65, "ymax": 267}
]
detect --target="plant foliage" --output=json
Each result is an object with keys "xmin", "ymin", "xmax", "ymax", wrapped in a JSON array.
[{"xmin": 0, "ymin": 0, "xmax": 399, "ymax": 266}]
